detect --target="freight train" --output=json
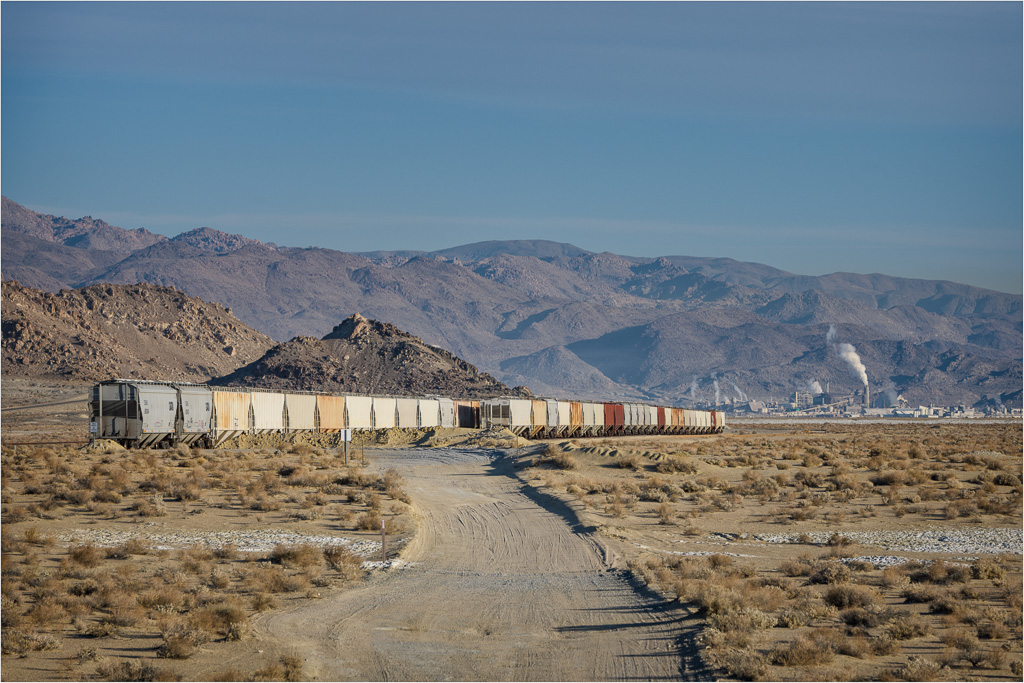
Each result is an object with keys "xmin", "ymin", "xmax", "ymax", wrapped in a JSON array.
[{"xmin": 89, "ymin": 379, "xmax": 724, "ymax": 449}]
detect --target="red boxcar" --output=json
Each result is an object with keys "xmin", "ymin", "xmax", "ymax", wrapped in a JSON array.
[{"xmin": 603, "ymin": 403, "xmax": 625, "ymax": 434}]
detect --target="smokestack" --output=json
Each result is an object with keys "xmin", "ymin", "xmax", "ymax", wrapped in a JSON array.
[{"xmin": 865, "ymin": 385, "xmax": 870, "ymax": 407}]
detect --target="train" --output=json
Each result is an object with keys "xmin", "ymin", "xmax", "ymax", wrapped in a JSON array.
[{"xmin": 89, "ymin": 379, "xmax": 725, "ymax": 449}]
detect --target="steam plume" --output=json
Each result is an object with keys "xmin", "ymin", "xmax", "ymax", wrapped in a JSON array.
[
  {"xmin": 801, "ymin": 379, "xmax": 823, "ymax": 395},
  {"xmin": 882, "ymin": 381, "xmax": 898, "ymax": 405},
  {"xmin": 689, "ymin": 377, "xmax": 698, "ymax": 400},
  {"xmin": 836, "ymin": 343, "xmax": 868, "ymax": 387},
  {"xmin": 730, "ymin": 382, "xmax": 748, "ymax": 402},
  {"xmin": 826, "ymin": 326, "xmax": 869, "ymax": 388}
]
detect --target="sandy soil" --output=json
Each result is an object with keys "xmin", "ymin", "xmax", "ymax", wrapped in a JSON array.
[{"xmin": 243, "ymin": 448, "xmax": 707, "ymax": 681}]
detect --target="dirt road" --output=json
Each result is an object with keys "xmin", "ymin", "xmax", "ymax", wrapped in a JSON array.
[{"xmin": 257, "ymin": 448, "xmax": 705, "ymax": 681}]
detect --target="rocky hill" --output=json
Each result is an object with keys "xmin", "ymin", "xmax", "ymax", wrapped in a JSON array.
[
  {"xmin": 1, "ymin": 281, "xmax": 274, "ymax": 382},
  {"xmin": 212, "ymin": 313, "xmax": 528, "ymax": 399},
  {"xmin": 2, "ymin": 197, "xmax": 1020, "ymax": 407}
]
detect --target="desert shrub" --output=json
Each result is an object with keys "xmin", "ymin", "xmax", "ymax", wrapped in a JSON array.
[
  {"xmin": 189, "ymin": 601, "xmax": 248, "ymax": 639},
  {"xmin": 68, "ymin": 543, "xmax": 102, "ymax": 567},
  {"xmin": 901, "ymin": 586, "xmax": 941, "ymax": 603},
  {"xmin": 708, "ymin": 607, "xmax": 777, "ymax": 632},
  {"xmin": 880, "ymin": 656, "xmax": 943, "ymax": 682},
  {"xmin": 356, "ymin": 511, "xmax": 383, "ymax": 531},
  {"xmin": 824, "ymin": 584, "xmax": 881, "ymax": 609},
  {"xmin": 881, "ymin": 565, "xmax": 911, "ymax": 589},
  {"xmin": 887, "ymin": 615, "xmax": 931, "ymax": 640},
  {"xmin": 809, "ymin": 563, "xmax": 850, "ymax": 585},
  {"xmin": 536, "ymin": 447, "xmax": 578, "ymax": 470},
  {"xmin": 139, "ymin": 586, "xmax": 186, "ymax": 611},
  {"xmin": 780, "ymin": 558, "xmax": 814, "ymax": 577},
  {"xmin": 157, "ymin": 632, "xmax": 200, "ymax": 659},
  {"xmin": 777, "ymin": 607, "xmax": 812, "ymax": 629},
  {"xmin": 971, "ymin": 557, "xmax": 1006, "ymax": 581},
  {"xmin": 104, "ymin": 596, "xmax": 144, "ymax": 627},
  {"xmin": 618, "ymin": 455, "xmax": 642, "ymax": 470},
  {"xmin": 910, "ymin": 559, "xmax": 971, "ymax": 585},
  {"xmin": 992, "ymin": 473, "xmax": 1020, "ymax": 486},
  {"xmin": 168, "ymin": 480, "xmax": 200, "ymax": 501},
  {"xmin": 976, "ymin": 620, "xmax": 1008, "ymax": 640},
  {"xmin": 605, "ymin": 499, "xmax": 625, "ymax": 518},
  {"xmin": 840, "ymin": 606, "xmax": 896, "ymax": 628},
  {"xmin": 5, "ymin": 506, "xmax": 31, "ymax": 523},
  {"xmin": 928, "ymin": 595, "xmax": 963, "ymax": 615},
  {"xmin": 131, "ymin": 495, "xmax": 167, "ymax": 517},
  {"xmin": 252, "ymin": 654, "xmax": 305, "ymax": 682},
  {"xmin": 656, "ymin": 457, "xmax": 698, "ymax": 475},
  {"xmin": 1, "ymin": 629, "xmax": 61, "ymax": 655},
  {"xmin": 323, "ymin": 545, "xmax": 363, "ymax": 574},
  {"xmin": 771, "ymin": 635, "xmax": 834, "ymax": 666},
  {"xmin": 721, "ymin": 651, "xmax": 769, "ymax": 681},
  {"xmin": 270, "ymin": 544, "xmax": 323, "ymax": 569},
  {"xmin": 250, "ymin": 592, "xmax": 278, "ymax": 612},
  {"xmin": 940, "ymin": 627, "xmax": 979, "ymax": 651},
  {"xmin": 105, "ymin": 538, "xmax": 149, "ymax": 559},
  {"xmin": 657, "ymin": 502, "xmax": 674, "ymax": 525},
  {"xmin": 95, "ymin": 659, "xmax": 176, "ymax": 682},
  {"xmin": 245, "ymin": 565, "xmax": 293, "ymax": 594}
]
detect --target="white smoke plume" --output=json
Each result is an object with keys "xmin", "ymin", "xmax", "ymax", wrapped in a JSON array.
[
  {"xmin": 836, "ymin": 343, "xmax": 869, "ymax": 387},
  {"xmin": 801, "ymin": 379, "xmax": 823, "ymax": 395},
  {"xmin": 689, "ymin": 377, "xmax": 698, "ymax": 400},
  {"xmin": 730, "ymin": 382, "xmax": 748, "ymax": 402},
  {"xmin": 826, "ymin": 326, "xmax": 869, "ymax": 388},
  {"xmin": 712, "ymin": 378, "xmax": 721, "ymax": 404}
]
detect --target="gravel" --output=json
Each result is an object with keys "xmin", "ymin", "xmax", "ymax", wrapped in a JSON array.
[
  {"xmin": 54, "ymin": 527, "xmax": 402, "ymax": 556},
  {"xmin": 701, "ymin": 528, "xmax": 1022, "ymax": 556}
]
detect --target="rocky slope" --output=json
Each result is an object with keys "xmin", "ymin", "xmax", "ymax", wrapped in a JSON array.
[
  {"xmin": 3, "ymin": 197, "xmax": 1020, "ymax": 406},
  {"xmin": 1, "ymin": 281, "xmax": 274, "ymax": 382},
  {"xmin": 212, "ymin": 313, "xmax": 527, "ymax": 398}
]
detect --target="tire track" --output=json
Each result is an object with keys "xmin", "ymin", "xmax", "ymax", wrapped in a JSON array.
[{"xmin": 257, "ymin": 448, "xmax": 705, "ymax": 681}]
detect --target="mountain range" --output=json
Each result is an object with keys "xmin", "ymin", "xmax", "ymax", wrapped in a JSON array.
[{"xmin": 2, "ymin": 196, "xmax": 1020, "ymax": 407}]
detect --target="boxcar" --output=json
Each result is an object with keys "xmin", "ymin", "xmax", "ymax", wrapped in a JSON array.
[
  {"xmin": 418, "ymin": 398, "xmax": 441, "ymax": 428},
  {"xmin": 438, "ymin": 398, "xmax": 456, "ymax": 428},
  {"xmin": 212, "ymin": 389, "xmax": 250, "ymax": 445},
  {"xmin": 372, "ymin": 397, "xmax": 397, "ymax": 429},
  {"xmin": 316, "ymin": 395, "xmax": 345, "ymax": 432},
  {"xmin": 251, "ymin": 392, "xmax": 285, "ymax": 433},
  {"xmin": 395, "ymin": 398, "xmax": 419, "ymax": 428},
  {"xmin": 346, "ymin": 396, "xmax": 372, "ymax": 430},
  {"xmin": 178, "ymin": 385, "xmax": 213, "ymax": 445},
  {"xmin": 285, "ymin": 393, "xmax": 317, "ymax": 431}
]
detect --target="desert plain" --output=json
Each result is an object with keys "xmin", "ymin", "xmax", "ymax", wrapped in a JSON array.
[{"xmin": 1, "ymin": 378, "xmax": 1021, "ymax": 681}]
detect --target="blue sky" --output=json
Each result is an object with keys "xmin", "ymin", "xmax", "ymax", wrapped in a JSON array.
[{"xmin": 2, "ymin": 2, "xmax": 1021, "ymax": 293}]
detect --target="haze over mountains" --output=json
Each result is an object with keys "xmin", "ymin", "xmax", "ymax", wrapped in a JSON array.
[{"xmin": 2, "ymin": 197, "xmax": 1020, "ymax": 407}]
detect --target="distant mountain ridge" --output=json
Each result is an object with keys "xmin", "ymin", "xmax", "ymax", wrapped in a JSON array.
[{"xmin": 2, "ymin": 197, "xmax": 1020, "ymax": 407}]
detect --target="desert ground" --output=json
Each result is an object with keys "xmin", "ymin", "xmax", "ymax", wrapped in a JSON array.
[{"xmin": 2, "ymin": 379, "xmax": 1021, "ymax": 681}]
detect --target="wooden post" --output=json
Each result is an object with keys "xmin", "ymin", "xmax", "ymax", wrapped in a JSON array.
[{"xmin": 380, "ymin": 517, "xmax": 386, "ymax": 564}]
